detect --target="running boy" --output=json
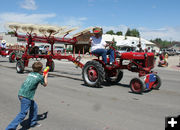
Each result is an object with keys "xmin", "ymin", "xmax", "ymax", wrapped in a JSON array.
[{"xmin": 6, "ymin": 61, "xmax": 48, "ymax": 130}]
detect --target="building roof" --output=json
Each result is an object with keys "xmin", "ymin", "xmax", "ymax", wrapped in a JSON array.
[{"xmin": 103, "ymin": 34, "xmax": 155, "ymax": 46}]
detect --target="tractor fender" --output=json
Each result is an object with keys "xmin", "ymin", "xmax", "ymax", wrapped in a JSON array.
[{"xmin": 92, "ymin": 59, "xmax": 106, "ymax": 67}]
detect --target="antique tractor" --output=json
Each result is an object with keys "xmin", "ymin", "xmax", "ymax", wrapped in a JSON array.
[
  {"xmin": 0, "ymin": 47, "xmax": 20, "ymax": 63},
  {"xmin": 7, "ymin": 23, "xmax": 161, "ymax": 94},
  {"xmin": 82, "ymin": 50, "xmax": 161, "ymax": 94}
]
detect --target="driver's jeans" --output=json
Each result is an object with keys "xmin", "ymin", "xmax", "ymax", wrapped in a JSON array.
[{"xmin": 91, "ymin": 48, "xmax": 114, "ymax": 64}]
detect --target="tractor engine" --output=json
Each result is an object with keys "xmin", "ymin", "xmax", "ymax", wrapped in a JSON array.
[{"xmin": 120, "ymin": 52, "xmax": 155, "ymax": 73}]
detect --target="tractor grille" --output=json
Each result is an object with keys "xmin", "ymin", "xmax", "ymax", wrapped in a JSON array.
[{"xmin": 147, "ymin": 56, "xmax": 154, "ymax": 67}]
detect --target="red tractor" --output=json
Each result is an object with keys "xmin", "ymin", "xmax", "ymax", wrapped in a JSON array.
[
  {"xmin": 82, "ymin": 48, "xmax": 161, "ymax": 94},
  {"xmin": 7, "ymin": 23, "xmax": 161, "ymax": 94},
  {"xmin": 0, "ymin": 47, "xmax": 19, "ymax": 63}
]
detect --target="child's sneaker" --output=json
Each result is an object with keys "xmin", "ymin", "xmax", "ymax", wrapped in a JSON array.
[{"xmin": 31, "ymin": 123, "xmax": 42, "ymax": 128}]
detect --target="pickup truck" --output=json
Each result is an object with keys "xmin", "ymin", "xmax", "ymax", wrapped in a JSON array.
[{"xmin": 160, "ymin": 48, "xmax": 176, "ymax": 56}]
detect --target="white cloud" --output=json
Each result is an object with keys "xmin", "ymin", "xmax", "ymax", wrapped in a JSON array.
[
  {"xmin": 0, "ymin": 12, "xmax": 56, "ymax": 23},
  {"xmin": 20, "ymin": 0, "xmax": 37, "ymax": 10},
  {"xmin": 103, "ymin": 25, "xmax": 180, "ymax": 41},
  {"xmin": 0, "ymin": 12, "xmax": 88, "ymax": 33},
  {"xmin": 64, "ymin": 17, "xmax": 88, "ymax": 27},
  {"xmin": 0, "ymin": 12, "xmax": 56, "ymax": 32},
  {"xmin": 103, "ymin": 25, "xmax": 128, "ymax": 34},
  {"xmin": 139, "ymin": 27, "xmax": 180, "ymax": 41}
]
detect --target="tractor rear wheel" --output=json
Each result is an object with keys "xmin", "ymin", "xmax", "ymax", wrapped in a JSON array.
[
  {"xmin": 130, "ymin": 78, "xmax": 145, "ymax": 94},
  {"xmin": 82, "ymin": 60, "xmax": 105, "ymax": 87},
  {"xmin": 106, "ymin": 69, "xmax": 123, "ymax": 84},
  {"xmin": 152, "ymin": 74, "xmax": 161, "ymax": 90},
  {"xmin": 16, "ymin": 60, "xmax": 24, "ymax": 73},
  {"xmin": 9, "ymin": 51, "xmax": 16, "ymax": 63}
]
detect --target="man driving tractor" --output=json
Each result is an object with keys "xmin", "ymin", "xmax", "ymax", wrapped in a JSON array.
[{"xmin": 89, "ymin": 27, "xmax": 115, "ymax": 66}]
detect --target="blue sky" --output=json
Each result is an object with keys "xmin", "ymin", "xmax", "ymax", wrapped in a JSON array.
[{"xmin": 0, "ymin": 0, "xmax": 180, "ymax": 41}]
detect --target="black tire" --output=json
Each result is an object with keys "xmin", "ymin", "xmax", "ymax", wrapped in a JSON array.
[
  {"xmin": 152, "ymin": 74, "xmax": 161, "ymax": 90},
  {"xmin": 82, "ymin": 60, "xmax": 105, "ymax": 87},
  {"xmin": 46, "ymin": 60, "xmax": 55, "ymax": 72},
  {"xmin": 9, "ymin": 51, "xmax": 16, "ymax": 63},
  {"xmin": 16, "ymin": 60, "xmax": 24, "ymax": 73},
  {"xmin": 130, "ymin": 78, "xmax": 145, "ymax": 94},
  {"xmin": 106, "ymin": 69, "xmax": 123, "ymax": 84}
]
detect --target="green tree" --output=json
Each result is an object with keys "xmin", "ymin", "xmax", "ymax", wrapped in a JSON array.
[
  {"xmin": 131, "ymin": 29, "xmax": 140, "ymax": 37},
  {"xmin": 7, "ymin": 31, "xmax": 15, "ymax": 35},
  {"xmin": 106, "ymin": 30, "xmax": 115, "ymax": 35},
  {"xmin": 111, "ymin": 38, "xmax": 118, "ymax": 50},
  {"xmin": 125, "ymin": 28, "xmax": 131, "ymax": 36},
  {"xmin": 151, "ymin": 38, "xmax": 172, "ymax": 48},
  {"xmin": 116, "ymin": 31, "xmax": 123, "ymax": 36},
  {"xmin": 125, "ymin": 28, "xmax": 140, "ymax": 37}
]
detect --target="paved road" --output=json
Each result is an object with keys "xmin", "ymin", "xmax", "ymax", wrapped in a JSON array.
[{"xmin": 0, "ymin": 57, "xmax": 180, "ymax": 130}]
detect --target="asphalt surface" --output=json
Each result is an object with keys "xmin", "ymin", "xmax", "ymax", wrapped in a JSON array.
[{"xmin": 0, "ymin": 57, "xmax": 180, "ymax": 130}]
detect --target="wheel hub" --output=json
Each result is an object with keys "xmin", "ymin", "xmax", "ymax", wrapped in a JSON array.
[
  {"xmin": 11, "ymin": 54, "xmax": 15, "ymax": 60},
  {"xmin": 133, "ymin": 81, "xmax": 141, "ymax": 91},
  {"xmin": 88, "ymin": 69, "xmax": 98, "ymax": 81}
]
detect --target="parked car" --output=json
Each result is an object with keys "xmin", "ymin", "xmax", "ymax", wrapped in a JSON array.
[
  {"xmin": 160, "ymin": 48, "xmax": 176, "ymax": 56},
  {"xmin": 38, "ymin": 45, "xmax": 50, "ymax": 54},
  {"xmin": 38, "ymin": 45, "xmax": 64, "ymax": 54},
  {"xmin": 176, "ymin": 50, "xmax": 180, "ymax": 55}
]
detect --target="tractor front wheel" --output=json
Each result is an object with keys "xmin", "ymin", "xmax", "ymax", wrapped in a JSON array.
[
  {"xmin": 82, "ymin": 60, "xmax": 105, "ymax": 87},
  {"xmin": 130, "ymin": 78, "xmax": 145, "ymax": 94},
  {"xmin": 16, "ymin": 60, "xmax": 24, "ymax": 73},
  {"xmin": 152, "ymin": 74, "xmax": 161, "ymax": 90}
]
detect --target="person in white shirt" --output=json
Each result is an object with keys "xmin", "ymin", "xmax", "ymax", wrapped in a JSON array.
[
  {"xmin": 89, "ymin": 27, "xmax": 115, "ymax": 65},
  {"xmin": 0, "ymin": 40, "xmax": 7, "ymax": 50}
]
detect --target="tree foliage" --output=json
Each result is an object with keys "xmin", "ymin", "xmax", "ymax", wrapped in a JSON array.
[
  {"xmin": 105, "ymin": 30, "xmax": 123, "ymax": 36},
  {"xmin": 116, "ymin": 31, "xmax": 123, "ymax": 36},
  {"xmin": 150, "ymin": 38, "xmax": 172, "ymax": 48},
  {"xmin": 111, "ymin": 38, "xmax": 118, "ymax": 50},
  {"xmin": 106, "ymin": 30, "xmax": 115, "ymax": 35},
  {"xmin": 125, "ymin": 28, "xmax": 140, "ymax": 37},
  {"xmin": 7, "ymin": 31, "xmax": 15, "ymax": 35}
]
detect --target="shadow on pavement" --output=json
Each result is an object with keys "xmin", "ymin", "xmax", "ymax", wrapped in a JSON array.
[{"xmin": 18, "ymin": 111, "xmax": 48, "ymax": 130}]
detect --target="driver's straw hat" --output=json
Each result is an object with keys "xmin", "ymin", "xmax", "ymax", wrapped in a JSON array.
[
  {"xmin": 93, "ymin": 27, "xmax": 103, "ymax": 35},
  {"xmin": 1, "ymin": 40, "xmax": 6, "ymax": 44}
]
